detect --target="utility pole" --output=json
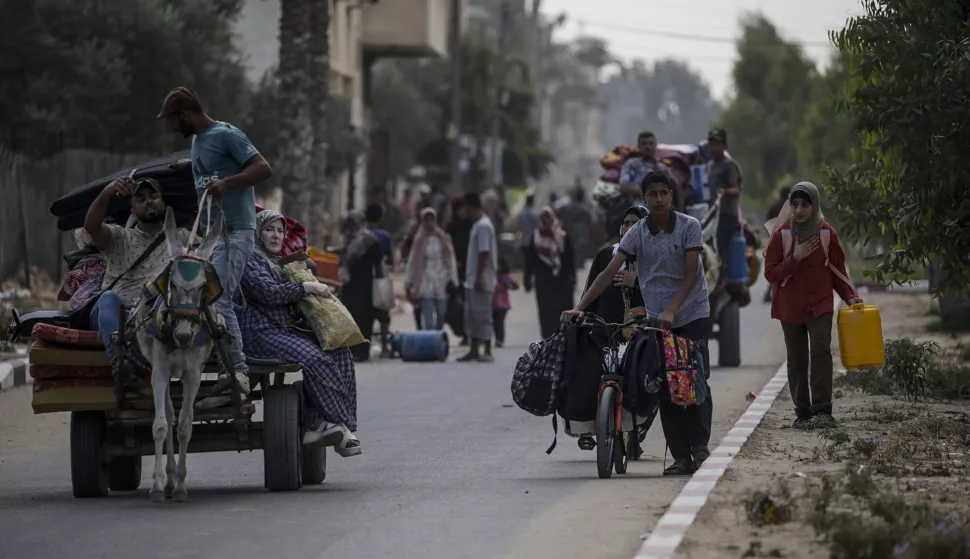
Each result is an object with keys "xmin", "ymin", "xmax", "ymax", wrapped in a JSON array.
[
  {"xmin": 485, "ymin": 1, "xmax": 511, "ymax": 193},
  {"xmin": 529, "ymin": 0, "xmax": 543, "ymax": 135},
  {"xmin": 448, "ymin": 0, "xmax": 463, "ymax": 195}
]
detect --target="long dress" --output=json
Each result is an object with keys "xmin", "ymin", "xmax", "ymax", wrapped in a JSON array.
[
  {"xmin": 237, "ymin": 254, "xmax": 358, "ymax": 431},
  {"xmin": 340, "ymin": 242, "xmax": 383, "ymax": 361},
  {"xmin": 525, "ymin": 234, "xmax": 577, "ymax": 339}
]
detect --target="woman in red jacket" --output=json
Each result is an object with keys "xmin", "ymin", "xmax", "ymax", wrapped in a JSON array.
[{"xmin": 763, "ymin": 182, "xmax": 862, "ymax": 429}]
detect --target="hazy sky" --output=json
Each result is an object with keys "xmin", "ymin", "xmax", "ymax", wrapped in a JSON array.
[{"xmin": 541, "ymin": 0, "xmax": 865, "ymax": 101}]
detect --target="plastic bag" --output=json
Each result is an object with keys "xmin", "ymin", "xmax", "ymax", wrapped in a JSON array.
[
  {"xmin": 372, "ymin": 276, "xmax": 394, "ymax": 311},
  {"xmin": 283, "ymin": 263, "xmax": 366, "ymax": 350}
]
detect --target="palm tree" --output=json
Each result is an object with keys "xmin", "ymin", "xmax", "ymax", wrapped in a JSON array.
[
  {"xmin": 278, "ymin": 0, "xmax": 313, "ymax": 228},
  {"xmin": 307, "ymin": 0, "xmax": 331, "ymax": 244}
]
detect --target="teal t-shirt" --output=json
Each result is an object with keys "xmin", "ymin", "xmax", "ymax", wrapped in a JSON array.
[{"xmin": 191, "ymin": 121, "xmax": 259, "ymax": 231}]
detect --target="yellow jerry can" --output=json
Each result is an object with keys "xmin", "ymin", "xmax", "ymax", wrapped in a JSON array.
[{"xmin": 837, "ymin": 303, "xmax": 885, "ymax": 370}]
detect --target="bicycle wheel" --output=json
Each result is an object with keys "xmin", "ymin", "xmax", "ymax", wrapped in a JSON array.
[{"xmin": 597, "ymin": 386, "xmax": 618, "ymax": 479}]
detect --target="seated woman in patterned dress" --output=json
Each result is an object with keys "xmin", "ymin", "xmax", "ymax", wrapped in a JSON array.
[{"xmin": 237, "ymin": 210, "xmax": 361, "ymax": 457}]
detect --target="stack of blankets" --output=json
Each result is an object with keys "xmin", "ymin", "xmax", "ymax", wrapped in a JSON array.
[{"xmin": 28, "ymin": 324, "xmax": 145, "ymax": 414}]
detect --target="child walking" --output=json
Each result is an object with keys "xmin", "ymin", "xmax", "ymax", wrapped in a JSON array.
[
  {"xmin": 764, "ymin": 181, "xmax": 862, "ymax": 429},
  {"xmin": 492, "ymin": 257, "xmax": 519, "ymax": 347}
]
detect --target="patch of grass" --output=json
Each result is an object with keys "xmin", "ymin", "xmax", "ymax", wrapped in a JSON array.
[
  {"xmin": 744, "ymin": 480, "xmax": 795, "ymax": 527},
  {"xmin": 804, "ymin": 469, "xmax": 969, "ymax": 559},
  {"xmin": 883, "ymin": 339, "xmax": 938, "ymax": 401},
  {"xmin": 837, "ymin": 367, "xmax": 895, "ymax": 396},
  {"xmin": 925, "ymin": 362, "xmax": 970, "ymax": 400}
]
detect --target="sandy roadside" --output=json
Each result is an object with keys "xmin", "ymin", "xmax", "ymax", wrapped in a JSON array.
[{"xmin": 672, "ymin": 291, "xmax": 970, "ymax": 559}]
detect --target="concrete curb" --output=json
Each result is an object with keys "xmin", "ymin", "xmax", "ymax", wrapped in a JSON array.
[
  {"xmin": 0, "ymin": 357, "xmax": 29, "ymax": 391},
  {"xmin": 633, "ymin": 363, "xmax": 788, "ymax": 559}
]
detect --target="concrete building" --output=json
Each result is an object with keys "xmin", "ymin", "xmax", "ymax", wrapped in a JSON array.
[{"xmin": 235, "ymin": 0, "xmax": 451, "ymax": 212}]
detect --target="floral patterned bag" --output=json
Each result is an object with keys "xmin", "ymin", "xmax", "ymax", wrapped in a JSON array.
[{"xmin": 662, "ymin": 330, "xmax": 700, "ymax": 406}]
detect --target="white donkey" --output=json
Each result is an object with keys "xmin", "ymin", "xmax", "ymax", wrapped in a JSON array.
[{"xmin": 134, "ymin": 207, "xmax": 226, "ymax": 502}]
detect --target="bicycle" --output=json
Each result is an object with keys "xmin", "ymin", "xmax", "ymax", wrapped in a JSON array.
[{"xmin": 579, "ymin": 313, "xmax": 663, "ymax": 479}]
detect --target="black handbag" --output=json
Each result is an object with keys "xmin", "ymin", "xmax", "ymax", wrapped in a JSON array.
[{"xmin": 69, "ymin": 233, "xmax": 167, "ymax": 330}]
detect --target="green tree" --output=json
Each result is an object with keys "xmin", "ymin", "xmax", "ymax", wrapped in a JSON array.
[
  {"xmin": 0, "ymin": 0, "xmax": 251, "ymax": 157},
  {"xmin": 716, "ymin": 14, "xmax": 818, "ymax": 209},
  {"xmin": 827, "ymin": 0, "xmax": 970, "ymax": 295}
]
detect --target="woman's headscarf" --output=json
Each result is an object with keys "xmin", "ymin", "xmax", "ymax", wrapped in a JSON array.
[
  {"xmin": 612, "ymin": 205, "xmax": 648, "ymax": 261},
  {"xmin": 764, "ymin": 181, "xmax": 826, "ymax": 240},
  {"xmin": 255, "ymin": 209, "xmax": 286, "ymax": 271},
  {"xmin": 533, "ymin": 206, "xmax": 566, "ymax": 276},
  {"xmin": 407, "ymin": 208, "xmax": 456, "ymax": 293}
]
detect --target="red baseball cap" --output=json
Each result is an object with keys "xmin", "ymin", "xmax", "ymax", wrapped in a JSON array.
[{"xmin": 156, "ymin": 87, "xmax": 203, "ymax": 119}]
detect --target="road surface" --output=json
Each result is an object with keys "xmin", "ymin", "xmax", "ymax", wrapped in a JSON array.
[{"xmin": 0, "ymin": 275, "xmax": 785, "ymax": 559}]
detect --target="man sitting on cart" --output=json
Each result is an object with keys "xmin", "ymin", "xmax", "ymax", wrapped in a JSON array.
[{"xmin": 79, "ymin": 176, "xmax": 189, "ymax": 373}]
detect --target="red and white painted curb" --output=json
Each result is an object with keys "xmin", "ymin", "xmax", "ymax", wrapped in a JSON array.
[{"xmin": 633, "ymin": 363, "xmax": 788, "ymax": 559}]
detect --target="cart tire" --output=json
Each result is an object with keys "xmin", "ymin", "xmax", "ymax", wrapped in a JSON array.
[
  {"xmin": 108, "ymin": 456, "xmax": 142, "ymax": 491},
  {"xmin": 717, "ymin": 301, "xmax": 742, "ymax": 367},
  {"xmin": 597, "ymin": 386, "xmax": 618, "ymax": 479},
  {"xmin": 70, "ymin": 411, "xmax": 109, "ymax": 498},
  {"xmin": 293, "ymin": 380, "xmax": 327, "ymax": 485},
  {"xmin": 302, "ymin": 447, "xmax": 327, "ymax": 485},
  {"xmin": 263, "ymin": 385, "xmax": 303, "ymax": 491}
]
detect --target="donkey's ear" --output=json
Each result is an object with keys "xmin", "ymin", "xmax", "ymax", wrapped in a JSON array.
[
  {"xmin": 164, "ymin": 207, "xmax": 185, "ymax": 257},
  {"xmin": 196, "ymin": 212, "xmax": 223, "ymax": 261}
]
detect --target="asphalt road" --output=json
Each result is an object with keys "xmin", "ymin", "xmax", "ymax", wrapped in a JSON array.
[{"xmin": 0, "ymin": 274, "xmax": 785, "ymax": 559}]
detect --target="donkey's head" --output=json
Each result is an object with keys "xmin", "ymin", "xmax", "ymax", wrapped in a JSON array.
[{"xmin": 152, "ymin": 208, "xmax": 223, "ymax": 348}]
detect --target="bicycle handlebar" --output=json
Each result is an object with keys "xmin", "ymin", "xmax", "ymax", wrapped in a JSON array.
[{"xmin": 577, "ymin": 312, "xmax": 663, "ymax": 332}]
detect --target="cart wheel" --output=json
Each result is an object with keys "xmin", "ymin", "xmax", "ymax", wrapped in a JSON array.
[
  {"xmin": 70, "ymin": 411, "xmax": 109, "ymax": 498},
  {"xmin": 596, "ymin": 386, "xmax": 618, "ymax": 479},
  {"xmin": 263, "ymin": 385, "xmax": 303, "ymax": 491},
  {"xmin": 302, "ymin": 447, "xmax": 327, "ymax": 485},
  {"xmin": 108, "ymin": 456, "xmax": 142, "ymax": 491},
  {"xmin": 293, "ymin": 381, "xmax": 326, "ymax": 485}
]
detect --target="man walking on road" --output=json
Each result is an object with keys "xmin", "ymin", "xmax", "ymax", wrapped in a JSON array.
[
  {"xmin": 706, "ymin": 128, "xmax": 744, "ymax": 274},
  {"xmin": 158, "ymin": 87, "xmax": 273, "ymax": 395},
  {"xmin": 516, "ymin": 192, "xmax": 539, "ymax": 259},
  {"xmin": 563, "ymin": 171, "xmax": 713, "ymax": 475},
  {"xmin": 457, "ymin": 193, "xmax": 498, "ymax": 363}
]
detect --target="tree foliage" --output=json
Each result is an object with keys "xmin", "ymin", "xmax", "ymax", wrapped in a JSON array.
[
  {"xmin": 0, "ymin": 0, "xmax": 251, "ymax": 157},
  {"xmin": 717, "ymin": 15, "xmax": 819, "ymax": 208},
  {"xmin": 373, "ymin": 39, "xmax": 552, "ymax": 189},
  {"xmin": 826, "ymin": 0, "xmax": 970, "ymax": 295}
]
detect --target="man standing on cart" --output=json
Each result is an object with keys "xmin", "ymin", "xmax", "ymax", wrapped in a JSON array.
[{"xmin": 158, "ymin": 87, "xmax": 274, "ymax": 395}]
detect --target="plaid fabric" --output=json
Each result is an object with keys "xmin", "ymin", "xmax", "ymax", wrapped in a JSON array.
[
  {"xmin": 511, "ymin": 330, "xmax": 566, "ymax": 416},
  {"xmin": 237, "ymin": 252, "xmax": 307, "ymax": 335},
  {"xmin": 255, "ymin": 204, "xmax": 307, "ymax": 257},
  {"xmin": 63, "ymin": 256, "xmax": 106, "ymax": 310},
  {"xmin": 238, "ymin": 253, "xmax": 358, "ymax": 430}
]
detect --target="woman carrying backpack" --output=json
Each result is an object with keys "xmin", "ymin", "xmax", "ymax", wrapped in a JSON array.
[{"xmin": 763, "ymin": 182, "xmax": 862, "ymax": 430}]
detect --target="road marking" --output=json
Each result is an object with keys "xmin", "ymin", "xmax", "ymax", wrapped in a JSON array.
[{"xmin": 633, "ymin": 362, "xmax": 788, "ymax": 559}]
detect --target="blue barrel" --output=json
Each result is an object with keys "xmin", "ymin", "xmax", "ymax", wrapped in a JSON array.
[
  {"xmin": 727, "ymin": 228, "xmax": 749, "ymax": 285},
  {"xmin": 691, "ymin": 165, "xmax": 709, "ymax": 203},
  {"xmin": 399, "ymin": 331, "xmax": 450, "ymax": 362}
]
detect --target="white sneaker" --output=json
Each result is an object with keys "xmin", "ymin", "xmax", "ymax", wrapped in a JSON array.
[{"xmin": 302, "ymin": 422, "xmax": 344, "ymax": 448}]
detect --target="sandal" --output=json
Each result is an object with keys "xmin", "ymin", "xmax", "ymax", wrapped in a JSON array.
[
  {"xmin": 335, "ymin": 429, "xmax": 362, "ymax": 457},
  {"xmin": 663, "ymin": 461, "xmax": 694, "ymax": 476}
]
